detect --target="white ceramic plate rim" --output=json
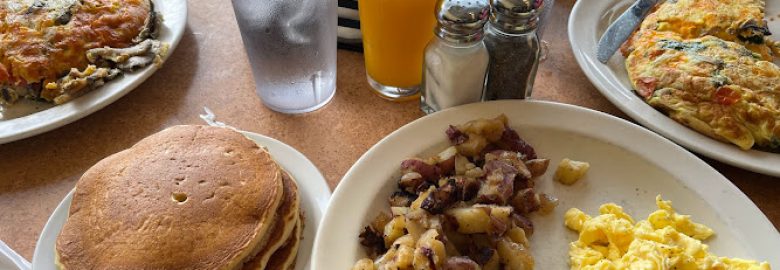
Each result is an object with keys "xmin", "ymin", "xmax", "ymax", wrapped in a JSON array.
[
  {"xmin": 568, "ymin": 0, "xmax": 780, "ymax": 176},
  {"xmin": 311, "ymin": 100, "xmax": 780, "ymax": 269},
  {"xmin": 0, "ymin": 0, "xmax": 188, "ymax": 144},
  {"xmin": 31, "ymin": 131, "xmax": 332, "ymax": 270},
  {"xmin": 0, "ymin": 239, "xmax": 29, "ymax": 270}
]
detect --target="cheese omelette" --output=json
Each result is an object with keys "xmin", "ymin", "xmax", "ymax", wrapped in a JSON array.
[
  {"xmin": 564, "ymin": 196, "xmax": 771, "ymax": 270},
  {"xmin": 0, "ymin": 0, "xmax": 165, "ymax": 105},
  {"xmin": 622, "ymin": 0, "xmax": 780, "ymax": 151}
]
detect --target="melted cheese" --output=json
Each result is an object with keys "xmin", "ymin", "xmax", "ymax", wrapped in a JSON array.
[
  {"xmin": 638, "ymin": 0, "xmax": 772, "ymax": 59},
  {"xmin": 0, "ymin": 0, "xmax": 150, "ymax": 87}
]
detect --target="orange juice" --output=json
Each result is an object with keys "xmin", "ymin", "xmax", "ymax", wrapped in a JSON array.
[{"xmin": 359, "ymin": 0, "xmax": 437, "ymax": 95}]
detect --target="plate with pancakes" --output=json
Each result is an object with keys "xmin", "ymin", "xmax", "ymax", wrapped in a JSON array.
[{"xmin": 32, "ymin": 125, "xmax": 331, "ymax": 270}]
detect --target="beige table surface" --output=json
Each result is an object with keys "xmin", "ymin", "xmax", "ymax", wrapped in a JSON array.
[{"xmin": 1, "ymin": 0, "xmax": 778, "ymax": 261}]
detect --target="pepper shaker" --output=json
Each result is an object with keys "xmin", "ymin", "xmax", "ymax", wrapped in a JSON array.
[
  {"xmin": 421, "ymin": 0, "xmax": 490, "ymax": 114},
  {"xmin": 483, "ymin": 0, "xmax": 541, "ymax": 100}
]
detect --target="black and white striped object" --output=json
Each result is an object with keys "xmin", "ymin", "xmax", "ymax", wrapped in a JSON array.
[{"xmin": 338, "ymin": 0, "xmax": 363, "ymax": 52}]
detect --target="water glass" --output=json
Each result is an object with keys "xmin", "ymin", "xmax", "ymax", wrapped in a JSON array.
[{"xmin": 232, "ymin": 0, "xmax": 337, "ymax": 113}]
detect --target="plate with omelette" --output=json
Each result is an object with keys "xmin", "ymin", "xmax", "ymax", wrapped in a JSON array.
[
  {"xmin": 313, "ymin": 101, "xmax": 779, "ymax": 269},
  {"xmin": 31, "ymin": 125, "xmax": 331, "ymax": 270},
  {"xmin": 569, "ymin": 0, "xmax": 780, "ymax": 176},
  {"xmin": 0, "ymin": 0, "xmax": 187, "ymax": 144}
]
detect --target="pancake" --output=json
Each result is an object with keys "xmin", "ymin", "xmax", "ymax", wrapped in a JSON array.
[
  {"xmin": 266, "ymin": 213, "xmax": 305, "ymax": 270},
  {"xmin": 242, "ymin": 170, "xmax": 301, "ymax": 269},
  {"xmin": 55, "ymin": 125, "xmax": 284, "ymax": 270}
]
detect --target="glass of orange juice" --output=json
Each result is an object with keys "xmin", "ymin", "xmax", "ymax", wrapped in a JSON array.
[{"xmin": 359, "ymin": 0, "xmax": 437, "ymax": 101}]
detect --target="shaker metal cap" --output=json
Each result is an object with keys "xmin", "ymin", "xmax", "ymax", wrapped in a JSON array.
[
  {"xmin": 435, "ymin": 0, "xmax": 489, "ymax": 44},
  {"xmin": 489, "ymin": 0, "xmax": 540, "ymax": 33}
]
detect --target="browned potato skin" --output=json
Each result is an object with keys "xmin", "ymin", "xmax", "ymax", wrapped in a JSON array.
[
  {"xmin": 437, "ymin": 146, "xmax": 458, "ymax": 175},
  {"xmin": 525, "ymin": 159, "xmax": 550, "ymax": 178},
  {"xmin": 402, "ymin": 158, "xmax": 442, "ymax": 182}
]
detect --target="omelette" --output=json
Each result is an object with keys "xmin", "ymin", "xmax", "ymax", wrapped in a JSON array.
[
  {"xmin": 564, "ymin": 196, "xmax": 772, "ymax": 270},
  {"xmin": 625, "ymin": 0, "xmax": 775, "ymax": 59},
  {"xmin": 0, "ymin": 0, "xmax": 166, "ymax": 106},
  {"xmin": 622, "ymin": 0, "xmax": 780, "ymax": 151},
  {"xmin": 626, "ymin": 30, "xmax": 780, "ymax": 150}
]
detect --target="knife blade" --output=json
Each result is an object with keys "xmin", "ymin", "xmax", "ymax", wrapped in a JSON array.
[{"xmin": 596, "ymin": 0, "xmax": 659, "ymax": 63}]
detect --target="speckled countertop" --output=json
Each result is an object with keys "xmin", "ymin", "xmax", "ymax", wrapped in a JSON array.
[{"xmin": 0, "ymin": 0, "xmax": 778, "ymax": 261}]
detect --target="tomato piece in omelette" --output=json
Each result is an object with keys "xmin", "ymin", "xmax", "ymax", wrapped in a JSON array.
[{"xmin": 564, "ymin": 196, "xmax": 771, "ymax": 270}]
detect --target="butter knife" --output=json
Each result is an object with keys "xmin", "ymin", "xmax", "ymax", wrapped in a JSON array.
[{"xmin": 596, "ymin": 0, "xmax": 659, "ymax": 63}]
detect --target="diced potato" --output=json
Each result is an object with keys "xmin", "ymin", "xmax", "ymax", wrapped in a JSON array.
[
  {"xmin": 426, "ymin": 215, "xmax": 443, "ymax": 231},
  {"xmin": 465, "ymin": 168, "xmax": 485, "ymax": 179},
  {"xmin": 456, "ymin": 135, "xmax": 489, "ymax": 157},
  {"xmin": 437, "ymin": 146, "xmax": 458, "ymax": 174},
  {"xmin": 405, "ymin": 211, "xmax": 427, "ymax": 241},
  {"xmin": 391, "ymin": 207, "xmax": 410, "ymax": 216},
  {"xmin": 538, "ymin": 193, "xmax": 559, "ymax": 214},
  {"xmin": 395, "ymin": 243, "xmax": 414, "ymax": 268},
  {"xmin": 411, "ymin": 186, "xmax": 435, "ymax": 210},
  {"xmin": 413, "ymin": 229, "xmax": 447, "ymax": 269},
  {"xmin": 453, "ymin": 115, "xmax": 510, "ymax": 156},
  {"xmin": 506, "ymin": 226, "xmax": 530, "ymax": 248},
  {"xmin": 352, "ymin": 258, "xmax": 375, "ymax": 270},
  {"xmin": 371, "ymin": 212, "xmax": 392, "ymax": 232},
  {"xmin": 446, "ymin": 205, "xmax": 512, "ymax": 234},
  {"xmin": 384, "ymin": 216, "xmax": 406, "ymax": 247},
  {"xmin": 454, "ymin": 155, "xmax": 472, "ymax": 176},
  {"xmin": 437, "ymin": 146, "xmax": 458, "ymax": 161},
  {"xmin": 489, "ymin": 205, "xmax": 512, "ymax": 224},
  {"xmin": 554, "ymin": 158, "xmax": 590, "ymax": 185},
  {"xmin": 482, "ymin": 249, "xmax": 501, "ymax": 270},
  {"xmin": 525, "ymin": 158, "xmax": 550, "ymax": 177},
  {"xmin": 457, "ymin": 114, "xmax": 508, "ymax": 142},
  {"xmin": 446, "ymin": 207, "xmax": 491, "ymax": 234},
  {"xmin": 375, "ymin": 235, "xmax": 415, "ymax": 268},
  {"xmin": 497, "ymin": 237, "xmax": 534, "ymax": 270}
]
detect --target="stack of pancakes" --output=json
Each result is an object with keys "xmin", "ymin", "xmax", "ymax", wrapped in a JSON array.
[{"xmin": 55, "ymin": 125, "xmax": 304, "ymax": 270}]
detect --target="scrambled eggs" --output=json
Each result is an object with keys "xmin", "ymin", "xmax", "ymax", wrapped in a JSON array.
[{"xmin": 564, "ymin": 196, "xmax": 771, "ymax": 270}]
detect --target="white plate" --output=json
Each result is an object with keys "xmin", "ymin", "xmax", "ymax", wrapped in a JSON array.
[
  {"xmin": 32, "ymin": 131, "xmax": 332, "ymax": 270},
  {"xmin": 312, "ymin": 100, "xmax": 780, "ymax": 269},
  {"xmin": 0, "ymin": 0, "xmax": 188, "ymax": 144},
  {"xmin": 568, "ymin": 0, "xmax": 780, "ymax": 176},
  {"xmin": 0, "ymin": 240, "xmax": 29, "ymax": 270}
]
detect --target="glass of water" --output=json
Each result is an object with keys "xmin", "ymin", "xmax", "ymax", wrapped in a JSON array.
[{"xmin": 232, "ymin": 0, "xmax": 337, "ymax": 114}]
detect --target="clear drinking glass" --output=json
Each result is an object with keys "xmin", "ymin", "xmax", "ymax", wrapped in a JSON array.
[{"xmin": 232, "ymin": 0, "xmax": 337, "ymax": 114}]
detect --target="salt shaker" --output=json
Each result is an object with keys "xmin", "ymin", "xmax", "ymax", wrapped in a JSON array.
[
  {"xmin": 420, "ymin": 0, "xmax": 490, "ymax": 114},
  {"xmin": 483, "ymin": 0, "xmax": 541, "ymax": 100}
]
